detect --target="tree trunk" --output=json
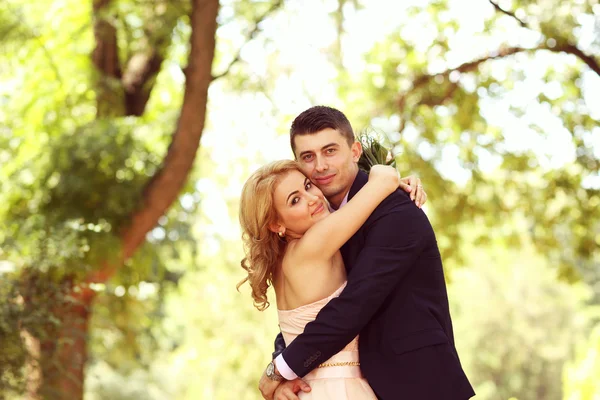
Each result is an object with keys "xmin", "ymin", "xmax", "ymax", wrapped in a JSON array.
[
  {"xmin": 24, "ymin": 285, "xmax": 92, "ymax": 400},
  {"xmin": 27, "ymin": 0, "xmax": 220, "ymax": 398},
  {"xmin": 44, "ymin": 289, "xmax": 92, "ymax": 400}
]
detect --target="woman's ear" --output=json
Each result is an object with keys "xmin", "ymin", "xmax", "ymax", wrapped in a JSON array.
[{"xmin": 268, "ymin": 222, "xmax": 284, "ymax": 235}]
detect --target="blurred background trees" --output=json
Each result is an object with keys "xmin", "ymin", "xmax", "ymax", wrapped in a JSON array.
[
  {"xmin": 351, "ymin": 0, "xmax": 600, "ymax": 284},
  {"xmin": 0, "ymin": 0, "xmax": 220, "ymax": 397},
  {"xmin": 0, "ymin": 0, "xmax": 598, "ymax": 399}
]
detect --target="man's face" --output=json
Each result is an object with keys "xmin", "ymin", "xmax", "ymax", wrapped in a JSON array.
[{"xmin": 293, "ymin": 128, "xmax": 362, "ymax": 208}]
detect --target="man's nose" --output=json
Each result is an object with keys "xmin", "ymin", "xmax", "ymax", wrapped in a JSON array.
[{"xmin": 315, "ymin": 156, "xmax": 328, "ymax": 172}]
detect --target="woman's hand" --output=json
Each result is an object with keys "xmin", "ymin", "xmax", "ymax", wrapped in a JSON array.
[
  {"xmin": 369, "ymin": 167, "xmax": 428, "ymax": 208},
  {"xmin": 398, "ymin": 175, "xmax": 427, "ymax": 208},
  {"xmin": 368, "ymin": 164, "xmax": 401, "ymax": 194}
]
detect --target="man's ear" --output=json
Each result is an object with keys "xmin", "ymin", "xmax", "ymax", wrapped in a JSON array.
[{"xmin": 351, "ymin": 140, "xmax": 363, "ymax": 163}]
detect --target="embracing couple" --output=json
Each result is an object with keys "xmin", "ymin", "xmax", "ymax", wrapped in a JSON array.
[{"xmin": 238, "ymin": 106, "xmax": 475, "ymax": 400}]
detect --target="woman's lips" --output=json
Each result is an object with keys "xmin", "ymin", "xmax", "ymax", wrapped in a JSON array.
[{"xmin": 312, "ymin": 203, "xmax": 325, "ymax": 216}]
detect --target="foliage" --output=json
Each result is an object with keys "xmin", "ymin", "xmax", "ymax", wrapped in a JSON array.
[
  {"xmin": 563, "ymin": 323, "xmax": 600, "ymax": 400},
  {"xmin": 0, "ymin": 0, "xmax": 197, "ymax": 396},
  {"xmin": 448, "ymin": 227, "xmax": 596, "ymax": 400},
  {"xmin": 343, "ymin": 0, "xmax": 600, "ymax": 286}
]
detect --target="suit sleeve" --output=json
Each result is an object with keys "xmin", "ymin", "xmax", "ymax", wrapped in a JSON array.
[
  {"xmin": 272, "ymin": 331, "xmax": 286, "ymax": 359},
  {"xmin": 280, "ymin": 198, "xmax": 424, "ymax": 377}
]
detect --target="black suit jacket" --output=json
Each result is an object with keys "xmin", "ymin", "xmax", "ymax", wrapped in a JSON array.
[{"xmin": 273, "ymin": 171, "xmax": 474, "ymax": 399}]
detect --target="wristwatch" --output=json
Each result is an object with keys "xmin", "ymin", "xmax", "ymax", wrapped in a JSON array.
[{"xmin": 265, "ymin": 361, "xmax": 284, "ymax": 381}]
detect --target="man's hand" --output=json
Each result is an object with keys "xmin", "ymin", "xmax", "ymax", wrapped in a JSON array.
[
  {"xmin": 273, "ymin": 379, "xmax": 311, "ymax": 400},
  {"xmin": 259, "ymin": 369, "xmax": 282, "ymax": 400},
  {"xmin": 399, "ymin": 175, "xmax": 427, "ymax": 208}
]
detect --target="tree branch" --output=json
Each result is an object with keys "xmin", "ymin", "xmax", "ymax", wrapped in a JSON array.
[
  {"xmin": 92, "ymin": 0, "xmax": 121, "ymax": 79},
  {"xmin": 92, "ymin": 0, "xmax": 183, "ymax": 116},
  {"xmin": 122, "ymin": 50, "xmax": 164, "ymax": 116},
  {"xmin": 398, "ymin": 46, "xmax": 536, "ymax": 116},
  {"xmin": 211, "ymin": 0, "xmax": 283, "ymax": 81},
  {"xmin": 91, "ymin": 0, "xmax": 123, "ymax": 117},
  {"xmin": 488, "ymin": 0, "xmax": 528, "ymax": 28},
  {"xmin": 556, "ymin": 42, "xmax": 600, "ymax": 77},
  {"xmin": 487, "ymin": 0, "xmax": 600, "ymax": 77},
  {"xmin": 120, "ymin": 3, "xmax": 183, "ymax": 116},
  {"xmin": 398, "ymin": 42, "xmax": 600, "ymax": 123}
]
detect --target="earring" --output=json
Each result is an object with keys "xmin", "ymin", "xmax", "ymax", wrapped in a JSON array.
[{"xmin": 278, "ymin": 231, "xmax": 284, "ymax": 238}]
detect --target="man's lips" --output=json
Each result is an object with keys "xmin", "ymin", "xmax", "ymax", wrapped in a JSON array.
[
  {"xmin": 314, "ymin": 174, "xmax": 335, "ymax": 185},
  {"xmin": 312, "ymin": 203, "xmax": 325, "ymax": 216}
]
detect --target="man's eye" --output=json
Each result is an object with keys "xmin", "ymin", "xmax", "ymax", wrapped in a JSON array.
[
  {"xmin": 303, "ymin": 154, "xmax": 313, "ymax": 161},
  {"xmin": 326, "ymin": 148, "xmax": 335, "ymax": 154}
]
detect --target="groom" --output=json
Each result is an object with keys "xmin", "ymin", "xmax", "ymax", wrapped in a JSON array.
[{"xmin": 259, "ymin": 106, "xmax": 474, "ymax": 400}]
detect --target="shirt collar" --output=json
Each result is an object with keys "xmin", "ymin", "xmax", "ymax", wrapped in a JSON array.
[
  {"xmin": 328, "ymin": 191, "xmax": 350, "ymax": 212},
  {"xmin": 339, "ymin": 192, "xmax": 350, "ymax": 208}
]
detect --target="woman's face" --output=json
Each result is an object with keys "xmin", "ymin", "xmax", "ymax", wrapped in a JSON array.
[{"xmin": 271, "ymin": 169, "xmax": 330, "ymax": 238}]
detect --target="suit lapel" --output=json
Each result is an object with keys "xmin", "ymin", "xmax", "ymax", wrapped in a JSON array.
[
  {"xmin": 340, "ymin": 170, "xmax": 369, "ymax": 271},
  {"xmin": 347, "ymin": 170, "xmax": 368, "ymax": 202}
]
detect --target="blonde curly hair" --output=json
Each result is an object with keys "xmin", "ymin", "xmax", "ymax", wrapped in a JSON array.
[{"xmin": 237, "ymin": 160, "xmax": 301, "ymax": 311}]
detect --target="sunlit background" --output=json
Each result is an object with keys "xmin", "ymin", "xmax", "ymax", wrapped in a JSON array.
[{"xmin": 0, "ymin": 0, "xmax": 599, "ymax": 399}]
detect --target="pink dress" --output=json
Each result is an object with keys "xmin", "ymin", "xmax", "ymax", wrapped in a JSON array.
[{"xmin": 277, "ymin": 282, "xmax": 377, "ymax": 399}]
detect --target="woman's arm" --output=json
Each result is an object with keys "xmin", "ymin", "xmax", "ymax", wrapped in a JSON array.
[{"xmin": 292, "ymin": 165, "xmax": 399, "ymax": 261}]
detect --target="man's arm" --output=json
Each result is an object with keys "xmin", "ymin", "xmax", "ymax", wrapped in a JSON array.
[
  {"xmin": 272, "ymin": 332, "xmax": 286, "ymax": 359},
  {"xmin": 279, "ymin": 194, "xmax": 426, "ymax": 377}
]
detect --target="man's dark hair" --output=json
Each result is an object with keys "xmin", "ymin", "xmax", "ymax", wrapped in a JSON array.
[{"xmin": 290, "ymin": 106, "xmax": 355, "ymax": 154}]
